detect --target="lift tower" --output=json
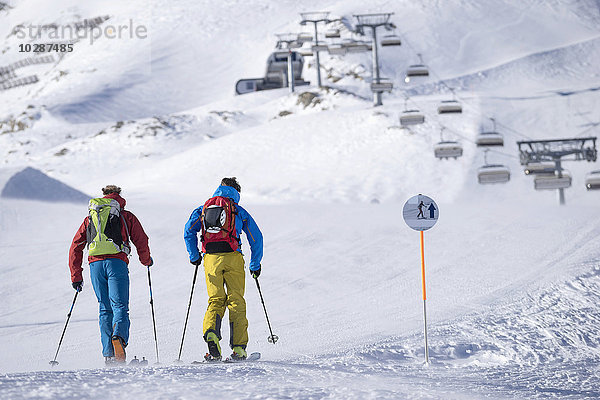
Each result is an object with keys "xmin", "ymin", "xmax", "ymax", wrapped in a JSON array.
[
  {"xmin": 300, "ymin": 11, "xmax": 331, "ymax": 88},
  {"xmin": 517, "ymin": 137, "xmax": 597, "ymax": 205},
  {"xmin": 353, "ymin": 13, "xmax": 395, "ymax": 106}
]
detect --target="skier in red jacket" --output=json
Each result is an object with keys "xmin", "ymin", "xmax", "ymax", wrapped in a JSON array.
[{"xmin": 69, "ymin": 185, "xmax": 153, "ymax": 364}]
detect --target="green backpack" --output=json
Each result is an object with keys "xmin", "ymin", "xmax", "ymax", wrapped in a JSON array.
[{"xmin": 86, "ymin": 198, "xmax": 130, "ymax": 257}]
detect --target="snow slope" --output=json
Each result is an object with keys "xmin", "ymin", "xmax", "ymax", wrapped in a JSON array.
[{"xmin": 1, "ymin": 0, "xmax": 600, "ymax": 399}]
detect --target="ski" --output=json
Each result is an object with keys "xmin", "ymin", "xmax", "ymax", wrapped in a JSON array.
[
  {"xmin": 128, "ymin": 356, "xmax": 149, "ymax": 366},
  {"xmin": 190, "ymin": 352, "xmax": 261, "ymax": 364},
  {"xmin": 224, "ymin": 352, "xmax": 261, "ymax": 363},
  {"xmin": 104, "ymin": 356, "xmax": 149, "ymax": 368}
]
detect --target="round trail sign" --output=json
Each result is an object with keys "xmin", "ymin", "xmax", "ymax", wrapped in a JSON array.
[{"xmin": 402, "ymin": 194, "xmax": 439, "ymax": 231}]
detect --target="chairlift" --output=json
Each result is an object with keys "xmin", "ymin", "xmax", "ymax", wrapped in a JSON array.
[
  {"xmin": 371, "ymin": 80, "xmax": 393, "ymax": 93},
  {"xmin": 476, "ymin": 118, "xmax": 504, "ymax": 147},
  {"xmin": 523, "ymin": 162, "xmax": 555, "ymax": 175},
  {"xmin": 340, "ymin": 39, "xmax": 370, "ymax": 53},
  {"xmin": 299, "ymin": 48, "xmax": 313, "ymax": 57},
  {"xmin": 406, "ymin": 65, "xmax": 429, "ymax": 77},
  {"xmin": 399, "ymin": 98, "xmax": 424, "ymax": 126},
  {"xmin": 405, "ymin": 54, "xmax": 429, "ymax": 82},
  {"xmin": 478, "ymin": 149, "xmax": 510, "ymax": 184},
  {"xmin": 534, "ymin": 171, "xmax": 572, "ymax": 190},
  {"xmin": 435, "ymin": 142, "xmax": 463, "ymax": 159},
  {"xmin": 325, "ymin": 28, "xmax": 341, "ymax": 39},
  {"xmin": 585, "ymin": 170, "xmax": 600, "ymax": 190},
  {"xmin": 478, "ymin": 164, "xmax": 511, "ymax": 184},
  {"xmin": 311, "ymin": 44, "xmax": 328, "ymax": 52},
  {"xmin": 434, "ymin": 128, "xmax": 462, "ymax": 159},
  {"xmin": 328, "ymin": 44, "xmax": 347, "ymax": 56},
  {"xmin": 346, "ymin": 42, "xmax": 370, "ymax": 53},
  {"xmin": 380, "ymin": 34, "xmax": 401, "ymax": 47},
  {"xmin": 273, "ymin": 50, "xmax": 291, "ymax": 59},
  {"xmin": 437, "ymin": 100, "xmax": 462, "ymax": 114},
  {"xmin": 476, "ymin": 132, "xmax": 504, "ymax": 147},
  {"xmin": 400, "ymin": 110, "xmax": 425, "ymax": 126},
  {"xmin": 296, "ymin": 33, "xmax": 313, "ymax": 43}
]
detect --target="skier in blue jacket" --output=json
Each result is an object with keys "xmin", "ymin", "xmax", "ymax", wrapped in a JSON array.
[{"xmin": 184, "ymin": 177, "xmax": 263, "ymax": 360}]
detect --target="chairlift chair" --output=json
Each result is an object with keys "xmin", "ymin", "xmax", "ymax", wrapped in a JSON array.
[
  {"xmin": 437, "ymin": 100, "xmax": 462, "ymax": 114},
  {"xmin": 476, "ymin": 132, "xmax": 504, "ymax": 147},
  {"xmin": 328, "ymin": 44, "xmax": 347, "ymax": 56},
  {"xmin": 296, "ymin": 33, "xmax": 313, "ymax": 43},
  {"xmin": 340, "ymin": 39, "xmax": 370, "ymax": 53},
  {"xmin": 380, "ymin": 34, "xmax": 401, "ymax": 47},
  {"xmin": 478, "ymin": 164, "xmax": 511, "ymax": 184},
  {"xmin": 345, "ymin": 41, "xmax": 371, "ymax": 53},
  {"xmin": 405, "ymin": 54, "xmax": 429, "ymax": 82},
  {"xmin": 434, "ymin": 127, "xmax": 462, "ymax": 159},
  {"xmin": 400, "ymin": 110, "xmax": 425, "ymax": 126},
  {"xmin": 273, "ymin": 50, "xmax": 291, "ymax": 59},
  {"xmin": 435, "ymin": 141, "xmax": 463, "ymax": 159},
  {"xmin": 299, "ymin": 48, "xmax": 313, "ymax": 57},
  {"xmin": 476, "ymin": 118, "xmax": 503, "ymax": 146},
  {"xmin": 325, "ymin": 28, "xmax": 341, "ymax": 39},
  {"xmin": 523, "ymin": 162, "xmax": 555, "ymax": 175},
  {"xmin": 371, "ymin": 80, "xmax": 393, "ymax": 93},
  {"xmin": 311, "ymin": 44, "xmax": 328, "ymax": 52},
  {"xmin": 406, "ymin": 65, "xmax": 429, "ymax": 77},
  {"xmin": 585, "ymin": 170, "xmax": 600, "ymax": 190},
  {"xmin": 478, "ymin": 149, "xmax": 510, "ymax": 184},
  {"xmin": 534, "ymin": 171, "xmax": 572, "ymax": 190}
]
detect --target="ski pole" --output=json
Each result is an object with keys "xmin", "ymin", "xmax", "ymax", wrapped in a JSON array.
[
  {"xmin": 147, "ymin": 266, "xmax": 160, "ymax": 364},
  {"xmin": 49, "ymin": 290, "xmax": 79, "ymax": 366},
  {"xmin": 176, "ymin": 264, "xmax": 199, "ymax": 362},
  {"xmin": 254, "ymin": 277, "xmax": 278, "ymax": 344}
]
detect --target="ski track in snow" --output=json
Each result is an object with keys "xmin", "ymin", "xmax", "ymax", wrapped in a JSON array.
[
  {"xmin": 350, "ymin": 260, "xmax": 600, "ymax": 399},
  {"xmin": 4, "ymin": 258, "xmax": 600, "ymax": 400}
]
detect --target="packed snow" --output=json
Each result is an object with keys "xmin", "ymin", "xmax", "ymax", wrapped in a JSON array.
[{"xmin": 1, "ymin": 0, "xmax": 600, "ymax": 399}]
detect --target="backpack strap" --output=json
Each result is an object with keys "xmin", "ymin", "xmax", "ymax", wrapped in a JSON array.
[
  {"xmin": 199, "ymin": 207, "xmax": 206, "ymax": 243},
  {"xmin": 120, "ymin": 212, "xmax": 131, "ymax": 256},
  {"xmin": 227, "ymin": 201, "xmax": 241, "ymax": 246}
]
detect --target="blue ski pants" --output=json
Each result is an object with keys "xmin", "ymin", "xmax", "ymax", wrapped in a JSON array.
[{"xmin": 89, "ymin": 258, "xmax": 130, "ymax": 357}]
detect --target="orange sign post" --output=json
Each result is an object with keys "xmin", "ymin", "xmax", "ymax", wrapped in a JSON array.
[
  {"xmin": 402, "ymin": 194, "xmax": 439, "ymax": 365},
  {"xmin": 420, "ymin": 230, "xmax": 429, "ymax": 364}
]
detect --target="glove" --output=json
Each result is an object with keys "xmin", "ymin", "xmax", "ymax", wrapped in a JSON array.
[
  {"xmin": 190, "ymin": 256, "xmax": 202, "ymax": 266},
  {"xmin": 72, "ymin": 281, "xmax": 83, "ymax": 292},
  {"xmin": 250, "ymin": 265, "xmax": 261, "ymax": 279},
  {"xmin": 146, "ymin": 257, "xmax": 154, "ymax": 267}
]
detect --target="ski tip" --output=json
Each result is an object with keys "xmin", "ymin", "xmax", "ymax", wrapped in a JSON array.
[{"xmin": 224, "ymin": 352, "xmax": 261, "ymax": 363}]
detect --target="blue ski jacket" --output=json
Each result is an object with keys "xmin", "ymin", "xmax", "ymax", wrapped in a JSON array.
[{"xmin": 184, "ymin": 185, "xmax": 263, "ymax": 271}]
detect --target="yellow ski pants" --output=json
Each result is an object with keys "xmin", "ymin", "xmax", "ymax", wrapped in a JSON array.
[{"xmin": 202, "ymin": 251, "xmax": 248, "ymax": 349}]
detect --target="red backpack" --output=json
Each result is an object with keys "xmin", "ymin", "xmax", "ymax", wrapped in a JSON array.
[{"xmin": 201, "ymin": 196, "xmax": 240, "ymax": 253}]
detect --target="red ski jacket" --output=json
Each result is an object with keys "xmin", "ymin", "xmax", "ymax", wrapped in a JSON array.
[{"xmin": 68, "ymin": 193, "xmax": 152, "ymax": 282}]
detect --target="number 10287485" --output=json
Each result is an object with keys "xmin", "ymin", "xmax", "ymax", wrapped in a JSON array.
[{"xmin": 19, "ymin": 43, "xmax": 74, "ymax": 53}]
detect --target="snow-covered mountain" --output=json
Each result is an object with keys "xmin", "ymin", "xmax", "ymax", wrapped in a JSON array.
[{"xmin": 1, "ymin": 0, "xmax": 600, "ymax": 399}]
